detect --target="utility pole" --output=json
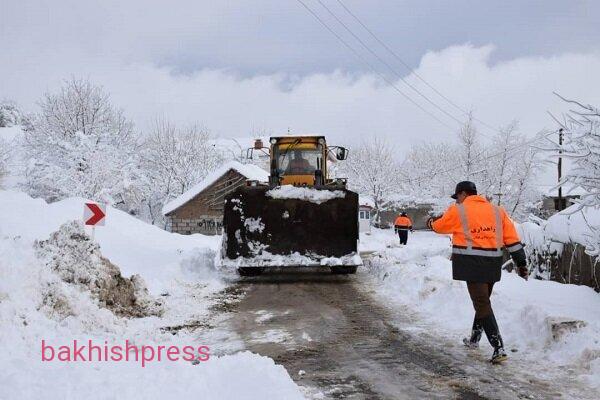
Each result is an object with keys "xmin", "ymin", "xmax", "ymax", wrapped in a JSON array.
[{"xmin": 557, "ymin": 128, "xmax": 564, "ymax": 210}]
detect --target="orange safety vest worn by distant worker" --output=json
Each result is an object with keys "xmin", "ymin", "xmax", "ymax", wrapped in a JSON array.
[
  {"xmin": 429, "ymin": 195, "xmax": 526, "ymax": 282},
  {"xmin": 394, "ymin": 216, "xmax": 412, "ymax": 230}
]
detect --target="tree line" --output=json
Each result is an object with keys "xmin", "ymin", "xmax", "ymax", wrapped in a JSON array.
[{"xmin": 2, "ymin": 78, "xmax": 597, "ymax": 230}]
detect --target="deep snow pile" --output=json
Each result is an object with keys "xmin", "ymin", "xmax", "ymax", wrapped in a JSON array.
[
  {"xmin": 519, "ymin": 205, "xmax": 600, "ymax": 254},
  {"xmin": 544, "ymin": 205, "xmax": 600, "ymax": 253},
  {"xmin": 266, "ymin": 185, "xmax": 346, "ymax": 204},
  {"xmin": 0, "ymin": 190, "xmax": 222, "ymax": 293},
  {"xmin": 362, "ymin": 229, "xmax": 600, "ymax": 391},
  {"xmin": 35, "ymin": 221, "xmax": 162, "ymax": 318},
  {"xmin": 0, "ymin": 190, "xmax": 306, "ymax": 399},
  {"xmin": 518, "ymin": 205, "xmax": 600, "ymax": 282}
]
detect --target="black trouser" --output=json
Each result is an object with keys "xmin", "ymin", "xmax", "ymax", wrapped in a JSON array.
[
  {"xmin": 466, "ymin": 281, "xmax": 503, "ymax": 349},
  {"xmin": 397, "ymin": 229, "xmax": 408, "ymax": 245}
]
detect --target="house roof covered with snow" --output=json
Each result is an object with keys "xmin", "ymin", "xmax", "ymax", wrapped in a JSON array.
[{"xmin": 162, "ymin": 161, "xmax": 269, "ymax": 216}]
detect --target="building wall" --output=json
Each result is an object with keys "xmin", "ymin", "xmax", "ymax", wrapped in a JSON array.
[
  {"xmin": 165, "ymin": 170, "xmax": 247, "ymax": 235},
  {"xmin": 541, "ymin": 196, "xmax": 579, "ymax": 214}
]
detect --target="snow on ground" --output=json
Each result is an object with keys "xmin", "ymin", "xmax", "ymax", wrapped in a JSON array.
[
  {"xmin": 361, "ymin": 228, "xmax": 600, "ymax": 391},
  {"xmin": 0, "ymin": 190, "xmax": 306, "ymax": 399},
  {"xmin": 266, "ymin": 185, "xmax": 346, "ymax": 204}
]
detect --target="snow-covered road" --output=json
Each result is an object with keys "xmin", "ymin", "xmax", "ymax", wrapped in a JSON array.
[
  {"xmin": 209, "ymin": 230, "xmax": 600, "ymax": 399},
  {"xmin": 2, "ymin": 191, "xmax": 599, "ymax": 399}
]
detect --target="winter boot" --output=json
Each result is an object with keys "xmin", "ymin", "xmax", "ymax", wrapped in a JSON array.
[
  {"xmin": 491, "ymin": 347, "xmax": 508, "ymax": 364},
  {"xmin": 462, "ymin": 318, "xmax": 483, "ymax": 348},
  {"xmin": 480, "ymin": 313, "xmax": 508, "ymax": 364}
]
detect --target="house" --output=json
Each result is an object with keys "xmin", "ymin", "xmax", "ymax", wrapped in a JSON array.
[
  {"xmin": 162, "ymin": 161, "xmax": 269, "ymax": 235},
  {"xmin": 539, "ymin": 183, "xmax": 586, "ymax": 214},
  {"xmin": 358, "ymin": 196, "xmax": 374, "ymax": 234}
]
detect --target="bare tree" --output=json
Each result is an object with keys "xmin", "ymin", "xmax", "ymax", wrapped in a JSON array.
[
  {"xmin": 403, "ymin": 141, "xmax": 456, "ymax": 199},
  {"xmin": 340, "ymin": 137, "xmax": 402, "ymax": 219},
  {"xmin": 457, "ymin": 113, "xmax": 482, "ymax": 181},
  {"xmin": 490, "ymin": 121, "xmax": 519, "ymax": 206},
  {"xmin": 140, "ymin": 118, "xmax": 223, "ymax": 225}
]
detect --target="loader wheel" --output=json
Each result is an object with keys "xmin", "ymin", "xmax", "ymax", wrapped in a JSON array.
[
  {"xmin": 330, "ymin": 266, "xmax": 358, "ymax": 275},
  {"xmin": 237, "ymin": 267, "xmax": 265, "ymax": 277}
]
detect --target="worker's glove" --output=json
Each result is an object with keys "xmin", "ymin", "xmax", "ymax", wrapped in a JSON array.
[
  {"xmin": 410, "ymin": 229, "xmax": 414, "ymax": 233},
  {"xmin": 517, "ymin": 265, "xmax": 529, "ymax": 281}
]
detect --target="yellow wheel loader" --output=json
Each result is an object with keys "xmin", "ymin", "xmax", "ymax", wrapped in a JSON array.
[{"xmin": 221, "ymin": 135, "xmax": 361, "ymax": 276}]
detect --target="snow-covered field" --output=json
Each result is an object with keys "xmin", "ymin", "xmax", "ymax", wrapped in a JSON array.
[
  {"xmin": 0, "ymin": 190, "xmax": 305, "ymax": 400},
  {"xmin": 361, "ymin": 228, "xmax": 600, "ymax": 392}
]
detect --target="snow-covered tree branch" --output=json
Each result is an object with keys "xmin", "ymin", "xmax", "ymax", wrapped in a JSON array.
[
  {"xmin": 22, "ymin": 78, "xmax": 142, "ymax": 208},
  {"xmin": 139, "ymin": 118, "xmax": 223, "ymax": 225},
  {"xmin": 550, "ymin": 96, "xmax": 600, "ymax": 255},
  {"xmin": 401, "ymin": 117, "xmax": 542, "ymax": 218},
  {"xmin": 339, "ymin": 137, "xmax": 403, "ymax": 218}
]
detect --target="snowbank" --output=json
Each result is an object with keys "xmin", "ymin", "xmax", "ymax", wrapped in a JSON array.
[
  {"xmin": 519, "ymin": 205, "xmax": 600, "ymax": 253},
  {"xmin": 518, "ymin": 206, "xmax": 599, "ymax": 285},
  {"xmin": 545, "ymin": 205, "xmax": 600, "ymax": 248},
  {"xmin": 363, "ymin": 230, "xmax": 600, "ymax": 390},
  {"xmin": 162, "ymin": 161, "xmax": 269, "ymax": 216},
  {"xmin": 0, "ymin": 190, "xmax": 306, "ymax": 399},
  {"xmin": 0, "ymin": 190, "xmax": 222, "ymax": 293},
  {"xmin": 266, "ymin": 185, "xmax": 345, "ymax": 204},
  {"xmin": 0, "ymin": 231, "xmax": 303, "ymax": 399}
]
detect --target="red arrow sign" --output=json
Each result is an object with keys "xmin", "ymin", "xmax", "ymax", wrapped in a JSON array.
[{"xmin": 84, "ymin": 203, "xmax": 106, "ymax": 226}]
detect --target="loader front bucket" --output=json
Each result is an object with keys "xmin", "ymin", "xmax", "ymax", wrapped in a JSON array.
[{"xmin": 220, "ymin": 185, "xmax": 360, "ymax": 269}]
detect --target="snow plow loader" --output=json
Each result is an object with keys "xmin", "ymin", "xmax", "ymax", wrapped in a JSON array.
[{"xmin": 221, "ymin": 135, "xmax": 361, "ymax": 276}]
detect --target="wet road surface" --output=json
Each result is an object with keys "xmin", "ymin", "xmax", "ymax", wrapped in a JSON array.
[{"xmin": 215, "ymin": 267, "xmax": 578, "ymax": 399}]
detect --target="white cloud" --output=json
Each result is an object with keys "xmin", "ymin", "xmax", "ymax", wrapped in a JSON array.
[{"xmin": 3, "ymin": 44, "xmax": 600, "ymax": 180}]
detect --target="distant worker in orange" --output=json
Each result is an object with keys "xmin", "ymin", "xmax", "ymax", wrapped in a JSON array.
[
  {"xmin": 394, "ymin": 212, "xmax": 413, "ymax": 245},
  {"xmin": 427, "ymin": 181, "xmax": 528, "ymax": 364}
]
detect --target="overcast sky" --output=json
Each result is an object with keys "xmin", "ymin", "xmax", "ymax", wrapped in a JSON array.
[{"xmin": 2, "ymin": 0, "xmax": 600, "ymax": 178}]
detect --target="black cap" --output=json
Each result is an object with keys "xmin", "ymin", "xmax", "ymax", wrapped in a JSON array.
[{"xmin": 451, "ymin": 181, "xmax": 477, "ymax": 199}]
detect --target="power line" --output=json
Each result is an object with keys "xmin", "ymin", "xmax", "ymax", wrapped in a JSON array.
[
  {"xmin": 315, "ymin": 0, "xmax": 466, "ymax": 128},
  {"xmin": 295, "ymin": 0, "xmax": 456, "ymax": 131},
  {"xmin": 334, "ymin": 0, "xmax": 504, "ymax": 136}
]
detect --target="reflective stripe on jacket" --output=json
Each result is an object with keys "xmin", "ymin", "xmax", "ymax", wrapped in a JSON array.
[
  {"xmin": 394, "ymin": 216, "xmax": 412, "ymax": 230},
  {"xmin": 431, "ymin": 195, "xmax": 526, "ymax": 266}
]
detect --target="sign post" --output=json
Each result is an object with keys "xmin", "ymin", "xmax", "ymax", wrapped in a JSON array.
[{"xmin": 83, "ymin": 202, "xmax": 106, "ymax": 239}]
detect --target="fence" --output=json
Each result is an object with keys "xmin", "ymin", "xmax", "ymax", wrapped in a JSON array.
[{"xmin": 526, "ymin": 242, "xmax": 599, "ymax": 292}]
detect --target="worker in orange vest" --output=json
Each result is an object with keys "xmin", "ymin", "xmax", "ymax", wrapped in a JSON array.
[
  {"xmin": 394, "ymin": 212, "xmax": 413, "ymax": 245},
  {"xmin": 427, "ymin": 181, "xmax": 528, "ymax": 364}
]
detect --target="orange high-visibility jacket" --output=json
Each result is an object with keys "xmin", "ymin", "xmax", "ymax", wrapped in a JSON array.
[
  {"xmin": 431, "ymin": 195, "xmax": 523, "ymax": 256},
  {"xmin": 394, "ymin": 216, "xmax": 412, "ymax": 230}
]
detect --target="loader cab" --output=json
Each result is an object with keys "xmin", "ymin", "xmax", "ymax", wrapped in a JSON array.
[{"xmin": 270, "ymin": 136, "xmax": 328, "ymax": 186}]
